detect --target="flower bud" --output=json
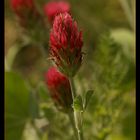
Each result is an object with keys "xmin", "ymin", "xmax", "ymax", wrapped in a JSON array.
[
  {"xmin": 43, "ymin": 1, "xmax": 70, "ymax": 24},
  {"xmin": 45, "ymin": 67, "xmax": 73, "ymax": 112},
  {"xmin": 49, "ymin": 13, "xmax": 83, "ymax": 77},
  {"xmin": 11, "ymin": 0, "xmax": 40, "ymax": 27}
]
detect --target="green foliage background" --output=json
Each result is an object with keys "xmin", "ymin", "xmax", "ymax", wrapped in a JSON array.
[{"xmin": 5, "ymin": 0, "xmax": 135, "ymax": 140}]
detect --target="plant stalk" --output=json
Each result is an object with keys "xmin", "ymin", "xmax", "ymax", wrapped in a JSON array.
[
  {"xmin": 118, "ymin": 0, "xmax": 134, "ymax": 30},
  {"xmin": 68, "ymin": 111, "xmax": 79, "ymax": 140},
  {"xmin": 69, "ymin": 77, "xmax": 84, "ymax": 140}
]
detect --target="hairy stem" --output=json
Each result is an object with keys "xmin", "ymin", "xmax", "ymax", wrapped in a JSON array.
[
  {"xmin": 69, "ymin": 77, "xmax": 76, "ymax": 98},
  {"xmin": 68, "ymin": 111, "xmax": 78, "ymax": 140},
  {"xmin": 69, "ymin": 77, "xmax": 84, "ymax": 140}
]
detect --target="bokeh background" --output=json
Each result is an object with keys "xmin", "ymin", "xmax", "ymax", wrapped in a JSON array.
[{"xmin": 5, "ymin": 0, "xmax": 135, "ymax": 140}]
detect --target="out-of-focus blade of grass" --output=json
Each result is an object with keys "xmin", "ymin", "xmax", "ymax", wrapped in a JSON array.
[{"xmin": 5, "ymin": 72, "xmax": 31, "ymax": 140}]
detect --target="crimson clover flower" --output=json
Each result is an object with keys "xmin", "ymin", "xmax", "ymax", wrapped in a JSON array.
[
  {"xmin": 49, "ymin": 12, "xmax": 83, "ymax": 77},
  {"xmin": 45, "ymin": 67, "xmax": 73, "ymax": 112},
  {"xmin": 11, "ymin": 0, "xmax": 40, "ymax": 27},
  {"xmin": 43, "ymin": 1, "xmax": 70, "ymax": 24}
]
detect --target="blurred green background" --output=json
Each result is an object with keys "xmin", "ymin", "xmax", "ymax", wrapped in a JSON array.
[{"xmin": 5, "ymin": 0, "xmax": 135, "ymax": 140}]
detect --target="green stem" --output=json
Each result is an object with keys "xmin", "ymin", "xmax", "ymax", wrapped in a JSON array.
[
  {"xmin": 69, "ymin": 77, "xmax": 84, "ymax": 140},
  {"xmin": 68, "ymin": 111, "xmax": 78, "ymax": 140},
  {"xmin": 118, "ymin": 0, "xmax": 134, "ymax": 30},
  {"xmin": 69, "ymin": 77, "xmax": 76, "ymax": 98}
]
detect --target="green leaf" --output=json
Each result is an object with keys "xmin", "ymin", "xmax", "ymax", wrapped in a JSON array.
[
  {"xmin": 84, "ymin": 90, "xmax": 94, "ymax": 109},
  {"xmin": 72, "ymin": 95, "xmax": 83, "ymax": 111},
  {"xmin": 5, "ymin": 72, "xmax": 30, "ymax": 140},
  {"xmin": 110, "ymin": 28, "xmax": 135, "ymax": 61}
]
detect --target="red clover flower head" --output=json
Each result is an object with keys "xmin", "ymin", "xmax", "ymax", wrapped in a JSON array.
[
  {"xmin": 45, "ymin": 67, "xmax": 73, "ymax": 112},
  {"xmin": 44, "ymin": 1, "xmax": 70, "ymax": 24},
  {"xmin": 49, "ymin": 12, "xmax": 83, "ymax": 77},
  {"xmin": 11, "ymin": 0, "xmax": 40, "ymax": 27}
]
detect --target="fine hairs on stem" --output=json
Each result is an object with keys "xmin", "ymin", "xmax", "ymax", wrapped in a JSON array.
[
  {"xmin": 69, "ymin": 77, "xmax": 84, "ymax": 140},
  {"xmin": 68, "ymin": 111, "xmax": 78, "ymax": 140}
]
